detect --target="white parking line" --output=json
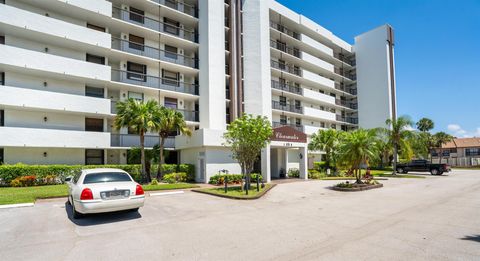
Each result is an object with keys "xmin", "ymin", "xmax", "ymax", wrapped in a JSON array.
[
  {"xmin": 0, "ymin": 203, "xmax": 34, "ymax": 209},
  {"xmin": 149, "ymin": 191, "xmax": 185, "ymax": 197}
]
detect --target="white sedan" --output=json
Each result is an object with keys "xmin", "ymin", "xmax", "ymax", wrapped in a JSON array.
[{"xmin": 66, "ymin": 168, "xmax": 145, "ymax": 219}]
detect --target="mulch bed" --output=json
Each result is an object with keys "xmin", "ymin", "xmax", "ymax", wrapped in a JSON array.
[{"xmin": 332, "ymin": 183, "xmax": 383, "ymax": 192}]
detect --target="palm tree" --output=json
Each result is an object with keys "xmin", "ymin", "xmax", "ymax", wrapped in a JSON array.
[
  {"xmin": 374, "ymin": 135, "xmax": 392, "ymax": 169},
  {"xmin": 416, "ymin": 118, "xmax": 434, "ymax": 132},
  {"xmin": 433, "ymin": 132, "xmax": 454, "ymax": 164},
  {"xmin": 308, "ymin": 129, "xmax": 342, "ymax": 171},
  {"xmin": 114, "ymin": 98, "xmax": 158, "ymax": 183},
  {"xmin": 338, "ymin": 129, "xmax": 378, "ymax": 183},
  {"xmin": 153, "ymin": 106, "xmax": 192, "ymax": 180},
  {"xmin": 381, "ymin": 116, "xmax": 414, "ymax": 175}
]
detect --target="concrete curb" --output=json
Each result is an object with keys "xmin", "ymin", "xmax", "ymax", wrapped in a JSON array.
[
  {"xmin": 149, "ymin": 191, "xmax": 185, "ymax": 197},
  {"xmin": 332, "ymin": 183, "xmax": 384, "ymax": 192},
  {"xmin": 0, "ymin": 203, "xmax": 35, "ymax": 209}
]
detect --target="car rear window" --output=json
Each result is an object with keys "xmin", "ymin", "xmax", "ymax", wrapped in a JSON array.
[{"xmin": 83, "ymin": 172, "xmax": 132, "ymax": 184}]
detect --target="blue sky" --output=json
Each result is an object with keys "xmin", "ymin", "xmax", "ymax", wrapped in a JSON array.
[{"xmin": 277, "ymin": 0, "xmax": 480, "ymax": 137}]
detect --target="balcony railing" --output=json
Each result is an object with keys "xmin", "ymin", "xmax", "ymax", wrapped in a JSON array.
[
  {"xmin": 272, "ymin": 121, "xmax": 304, "ymax": 132},
  {"xmin": 336, "ymin": 115, "xmax": 358, "ymax": 124},
  {"xmin": 151, "ymin": 0, "xmax": 198, "ymax": 18},
  {"xmin": 111, "ymin": 69, "xmax": 198, "ymax": 95},
  {"xmin": 270, "ymin": 40, "xmax": 301, "ymax": 58},
  {"xmin": 334, "ymin": 68, "xmax": 357, "ymax": 81},
  {"xmin": 335, "ymin": 99, "xmax": 358, "ymax": 110},
  {"xmin": 269, "ymin": 21, "xmax": 300, "ymax": 40},
  {"xmin": 272, "ymin": 100, "xmax": 303, "ymax": 114},
  {"xmin": 111, "ymin": 134, "xmax": 175, "ymax": 148},
  {"xmin": 334, "ymin": 83, "xmax": 357, "ymax": 95},
  {"xmin": 112, "ymin": 38, "xmax": 198, "ymax": 68},
  {"xmin": 333, "ymin": 53, "xmax": 356, "ymax": 66},
  {"xmin": 271, "ymin": 80, "xmax": 302, "ymax": 95},
  {"xmin": 270, "ymin": 60, "xmax": 302, "ymax": 76},
  {"xmin": 112, "ymin": 6, "xmax": 198, "ymax": 43},
  {"xmin": 176, "ymin": 109, "xmax": 199, "ymax": 122}
]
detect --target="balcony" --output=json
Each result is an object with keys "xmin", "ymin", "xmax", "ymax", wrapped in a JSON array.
[
  {"xmin": 271, "ymin": 80, "xmax": 302, "ymax": 95},
  {"xmin": 302, "ymin": 69, "xmax": 334, "ymax": 88},
  {"xmin": 112, "ymin": 38, "xmax": 198, "ymax": 68},
  {"xmin": 334, "ymin": 53, "xmax": 356, "ymax": 66},
  {"xmin": 303, "ymin": 88, "xmax": 335, "ymax": 104},
  {"xmin": 304, "ymin": 107, "xmax": 336, "ymax": 121},
  {"xmin": 0, "ymin": 45, "xmax": 111, "ymax": 81},
  {"xmin": 0, "ymin": 4, "xmax": 111, "ymax": 49},
  {"xmin": 112, "ymin": 6, "xmax": 198, "ymax": 43},
  {"xmin": 270, "ymin": 40, "xmax": 301, "ymax": 58},
  {"xmin": 0, "ymin": 127, "xmax": 110, "ymax": 148},
  {"xmin": 336, "ymin": 115, "xmax": 358, "ymax": 124},
  {"xmin": 110, "ymin": 134, "xmax": 175, "ymax": 148},
  {"xmin": 111, "ymin": 69, "xmax": 198, "ymax": 95},
  {"xmin": 302, "ymin": 52, "xmax": 334, "ymax": 72},
  {"xmin": 272, "ymin": 100, "xmax": 303, "ymax": 114},
  {"xmin": 300, "ymin": 34, "xmax": 333, "ymax": 57},
  {"xmin": 334, "ymin": 68, "xmax": 356, "ymax": 81},
  {"xmin": 151, "ymin": 0, "xmax": 198, "ymax": 18},
  {"xmin": 272, "ymin": 121, "xmax": 304, "ymax": 132},
  {"xmin": 269, "ymin": 21, "xmax": 300, "ymax": 40},
  {"xmin": 335, "ymin": 99, "xmax": 358, "ymax": 110},
  {"xmin": 271, "ymin": 60, "xmax": 302, "ymax": 76},
  {"xmin": 304, "ymin": 125, "xmax": 324, "ymax": 136},
  {"xmin": 0, "ymin": 85, "xmax": 111, "ymax": 115},
  {"xmin": 176, "ymin": 109, "xmax": 199, "ymax": 122},
  {"xmin": 335, "ymin": 83, "xmax": 357, "ymax": 95}
]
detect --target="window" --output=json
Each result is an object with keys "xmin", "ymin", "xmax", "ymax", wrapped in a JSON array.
[
  {"xmin": 85, "ymin": 118, "xmax": 103, "ymax": 132},
  {"xmin": 87, "ymin": 23, "xmax": 105, "ymax": 32},
  {"xmin": 129, "ymin": 34, "xmax": 144, "ymax": 51},
  {"xmin": 442, "ymin": 150, "xmax": 450, "ymax": 157},
  {"xmin": 0, "ymin": 148, "xmax": 3, "ymax": 165},
  {"xmin": 320, "ymin": 122, "xmax": 325, "ymax": 128},
  {"xmin": 164, "ymin": 45, "xmax": 178, "ymax": 60},
  {"xmin": 85, "ymin": 149, "xmax": 104, "ymax": 165},
  {"xmin": 280, "ymin": 115, "xmax": 287, "ymax": 124},
  {"xmin": 128, "ymin": 91, "xmax": 144, "ymax": 101},
  {"xmin": 162, "ymin": 69, "xmax": 179, "ymax": 86},
  {"xmin": 86, "ymin": 54, "xmax": 105, "ymax": 65},
  {"xmin": 129, "ymin": 7, "xmax": 145, "ymax": 24},
  {"xmin": 0, "ymin": 110, "xmax": 4, "ymax": 126},
  {"xmin": 319, "ymin": 89, "xmax": 324, "ymax": 94},
  {"xmin": 83, "ymin": 172, "xmax": 132, "ymax": 184},
  {"xmin": 164, "ymin": 97, "xmax": 177, "ymax": 109},
  {"xmin": 276, "ymin": 40, "xmax": 286, "ymax": 52},
  {"xmin": 331, "ymin": 124, "xmax": 336, "ymax": 129},
  {"xmin": 466, "ymin": 148, "xmax": 480, "ymax": 156},
  {"xmin": 278, "ymin": 59, "xmax": 286, "ymax": 70},
  {"xmin": 164, "ymin": 17, "xmax": 180, "ymax": 36},
  {"xmin": 295, "ymin": 118, "xmax": 301, "ymax": 127},
  {"xmin": 0, "ymin": 72, "xmax": 4, "ymax": 85},
  {"xmin": 279, "ymin": 96, "xmax": 287, "ymax": 106},
  {"xmin": 127, "ymin": 62, "xmax": 147, "ymax": 82},
  {"xmin": 0, "ymin": 35, "xmax": 4, "ymax": 44},
  {"xmin": 85, "ymin": 86, "xmax": 104, "ymax": 98},
  {"xmin": 431, "ymin": 151, "xmax": 438, "ymax": 157},
  {"xmin": 294, "ymin": 100, "xmax": 301, "ymax": 109}
]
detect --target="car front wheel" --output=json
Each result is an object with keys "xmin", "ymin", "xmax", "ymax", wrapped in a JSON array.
[{"xmin": 430, "ymin": 169, "xmax": 439, "ymax": 175}]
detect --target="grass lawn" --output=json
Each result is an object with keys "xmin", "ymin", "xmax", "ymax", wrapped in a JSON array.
[
  {"xmin": 193, "ymin": 184, "xmax": 275, "ymax": 199},
  {"xmin": 0, "ymin": 183, "xmax": 199, "ymax": 205},
  {"xmin": 142, "ymin": 183, "xmax": 199, "ymax": 191}
]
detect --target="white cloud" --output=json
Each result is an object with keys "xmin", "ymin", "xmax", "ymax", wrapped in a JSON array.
[{"xmin": 447, "ymin": 124, "xmax": 480, "ymax": 138}]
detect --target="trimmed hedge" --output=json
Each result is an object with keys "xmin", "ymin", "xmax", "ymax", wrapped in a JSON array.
[
  {"xmin": 163, "ymin": 172, "xmax": 187, "ymax": 184},
  {"xmin": 208, "ymin": 173, "xmax": 262, "ymax": 185},
  {"xmin": 0, "ymin": 163, "xmax": 195, "ymax": 186}
]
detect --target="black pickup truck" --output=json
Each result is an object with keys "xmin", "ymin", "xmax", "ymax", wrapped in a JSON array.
[{"xmin": 396, "ymin": 159, "xmax": 451, "ymax": 175}]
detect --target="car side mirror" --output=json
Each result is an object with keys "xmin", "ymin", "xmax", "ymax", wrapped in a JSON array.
[{"xmin": 65, "ymin": 176, "xmax": 72, "ymax": 183}]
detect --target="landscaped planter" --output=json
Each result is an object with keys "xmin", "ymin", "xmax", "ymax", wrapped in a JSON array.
[
  {"xmin": 192, "ymin": 184, "xmax": 276, "ymax": 200},
  {"xmin": 332, "ymin": 183, "xmax": 383, "ymax": 192}
]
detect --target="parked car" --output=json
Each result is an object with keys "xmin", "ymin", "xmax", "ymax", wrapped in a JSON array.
[
  {"xmin": 66, "ymin": 168, "xmax": 145, "ymax": 219},
  {"xmin": 396, "ymin": 160, "xmax": 451, "ymax": 175}
]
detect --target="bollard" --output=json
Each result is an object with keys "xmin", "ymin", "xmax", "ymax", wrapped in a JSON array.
[
  {"xmin": 224, "ymin": 175, "xmax": 228, "ymax": 193},
  {"xmin": 256, "ymin": 174, "xmax": 260, "ymax": 192}
]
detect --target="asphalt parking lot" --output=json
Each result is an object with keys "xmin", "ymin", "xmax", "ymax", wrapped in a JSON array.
[{"xmin": 1, "ymin": 169, "xmax": 479, "ymax": 261}]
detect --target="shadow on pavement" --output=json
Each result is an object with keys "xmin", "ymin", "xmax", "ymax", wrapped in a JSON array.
[
  {"xmin": 460, "ymin": 235, "xmax": 480, "ymax": 243},
  {"xmin": 403, "ymin": 172, "xmax": 450, "ymax": 177},
  {"xmin": 65, "ymin": 202, "xmax": 142, "ymax": 226}
]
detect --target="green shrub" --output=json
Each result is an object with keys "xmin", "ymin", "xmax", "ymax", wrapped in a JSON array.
[
  {"xmin": 313, "ymin": 161, "xmax": 328, "ymax": 171},
  {"xmin": 250, "ymin": 173, "xmax": 263, "ymax": 182},
  {"xmin": 308, "ymin": 169, "xmax": 325, "ymax": 179},
  {"xmin": 336, "ymin": 182, "xmax": 353, "ymax": 188},
  {"xmin": 209, "ymin": 174, "xmax": 243, "ymax": 185},
  {"xmin": 150, "ymin": 178, "xmax": 159, "ymax": 185},
  {"xmin": 288, "ymin": 168, "xmax": 300, "ymax": 178},
  {"xmin": 10, "ymin": 175, "xmax": 37, "ymax": 187},
  {"xmin": 163, "ymin": 172, "xmax": 187, "ymax": 184},
  {"xmin": 0, "ymin": 163, "xmax": 195, "ymax": 186}
]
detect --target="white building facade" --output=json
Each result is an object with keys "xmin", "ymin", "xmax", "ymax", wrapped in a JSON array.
[{"xmin": 0, "ymin": 0, "xmax": 396, "ymax": 183}]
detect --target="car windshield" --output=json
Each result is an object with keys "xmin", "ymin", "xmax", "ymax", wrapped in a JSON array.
[{"xmin": 83, "ymin": 172, "xmax": 132, "ymax": 184}]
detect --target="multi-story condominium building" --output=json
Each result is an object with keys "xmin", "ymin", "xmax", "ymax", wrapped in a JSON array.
[
  {"xmin": 0, "ymin": 0, "xmax": 396, "ymax": 182},
  {"xmin": 432, "ymin": 137, "xmax": 480, "ymax": 167}
]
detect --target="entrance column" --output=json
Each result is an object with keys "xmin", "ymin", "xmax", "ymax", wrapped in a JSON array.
[
  {"xmin": 283, "ymin": 148, "xmax": 289, "ymax": 177},
  {"xmin": 299, "ymin": 146, "xmax": 308, "ymax": 180},
  {"xmin": 261, "ymin": 144, "xmax": 271, "ymax": 183}
]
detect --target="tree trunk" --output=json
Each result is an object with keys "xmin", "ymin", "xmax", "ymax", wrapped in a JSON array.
[
  {"xmin": 392, "ymin": 143, "xmax": 398, "ymax": 175},
  {"xmin": 240, "ymin": 164, "xmax": 245, "ymax": 192},
  {"xmin": 140, "ymin": 131, "xmax": 149, "ymax": 183},
  {"xmin": 156, "ymin": 137, "xmax": 166, "ymax": 181}
]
